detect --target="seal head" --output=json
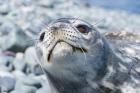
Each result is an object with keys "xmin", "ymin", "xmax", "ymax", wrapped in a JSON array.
[{"xmin": 36, "ymin": 18, "xmax": 109, "ymax": 93}]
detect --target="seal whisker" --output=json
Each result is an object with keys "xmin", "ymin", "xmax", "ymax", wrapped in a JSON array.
[
  {"xmin": 79, "ymin": 46, "xmax": 87, "ymax": 65},
  {"xmin": 71, "ymin": 16, "xmax": 80, "ymax": 24},
  {"xmin": 92, "ymin": 18, "xmax": 105, "ymax": 27},
  {"xmin": 72, "ymin": 26, "xmax": 88, "ymax": 65}
]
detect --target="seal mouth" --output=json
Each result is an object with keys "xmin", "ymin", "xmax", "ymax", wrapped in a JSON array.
[{"xmin": 48, "ymin": 40, "xmax": 87, "ymax": 62}]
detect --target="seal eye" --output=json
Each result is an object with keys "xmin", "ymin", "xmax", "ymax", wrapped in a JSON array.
[
  {"xmin": 76, "ymin": 25, "xmax": 89, "ymax": 34},
  {"xmin": 39, "ymin": 32, "xmax": 45, "ymax": 42}
]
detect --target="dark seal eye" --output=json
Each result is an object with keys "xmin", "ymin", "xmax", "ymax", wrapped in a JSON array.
[
  {"xmin": 39, "ymin": 32, "xmax": 45, "ymax": 42},
  {"xmin": 76, "ymin": 24, "xmax": 90, "ymax": 34}
]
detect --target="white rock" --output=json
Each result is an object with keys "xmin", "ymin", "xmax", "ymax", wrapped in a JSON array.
[{"xmin": 0, "ymin": 71, "xmax": 16, "ymax": 92}]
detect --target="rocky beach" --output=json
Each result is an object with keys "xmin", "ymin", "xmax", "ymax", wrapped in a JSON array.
[{"xmin": 0, "ymin": 0, "xmax": 140, "ymax": 93}]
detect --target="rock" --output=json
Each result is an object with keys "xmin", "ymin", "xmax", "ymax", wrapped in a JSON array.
[
  {"xmin": 21, "ymin": 75, "xmax": 42, "ymax": 89},
  {"xmin": 0, "ymin": 4, "xmax": 10, "ymax": 15},
  {"xmin": 3, "ymin": 51, "xmax": 16, "ymax": 57},
  {"xmin": 37, "ymin": 0, "xmax": 54, "ymax": 8},
  {"xmin": 13, "ymin": 53, "xmax": 27, "ymax": 72},
  {"xmin": 24, "ymin": 47, "xmax": 37, "ymax": 66},
  {"xmin": 0, "ymin": 25, "xmax": 33, "ymax": 52},
  {"xmin": 33, "ymin": 64, "xmax": 43, "ymax": 75},
  {"xmin": 0, "ymin": 54, "xmax": 14, "ymax": 71},
  {"xmin": 120, "ymin": 83, "xmax": 140, "ymax": 93},
  {"xmin": 12, "ymin": 70, "xmax": 26, "ymax": 79},
  {"xmin": 0, "ymin": 17, "xmax": 6, "ymax": 33},
  {"xmin": 0, "ymin": 71, "xmax": 16, "ymax": 92},
  {"xmin": 25, "ymin": 18, "xmax": 44, "ymax": 38},
  {"xmin": 24, "ymin": 46, "xmax": 43, "ymax": 75},
  {"xmin": 0, "ymin": 65, "xmax": 10, "ymax": 72},
  {"xmin": 36, "ymin": 75, "xmax": 56, "ymax": 93},
  {"xmin": 0, "ymin": 21, "xmax": 17, "ymax": 35},
  {"xmin": 11, "ymin": 74, "xmax": 42, "ymax": 93},
  {"xmin": 13, "ymin": 74, "xmax": 42, "ymax": 89},
  {"xmin": 20, "ymin": 0, "xmax": 33, "ymax": 6},
  {"xmin": 11, "ymin": 85, "xmax": 37, "ymax": 93},
  {"xmin": 0, "ymin": 53, "xmax": 14, "ymax": 65},
  {"xmin": 135, "ymin": 67, "xmax": 140, "ymax": 73}
]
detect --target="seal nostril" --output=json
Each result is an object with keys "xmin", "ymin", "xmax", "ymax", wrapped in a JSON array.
[{"xmin": 39, "ymin": 32, "xmax": 45, "ymax": 42}]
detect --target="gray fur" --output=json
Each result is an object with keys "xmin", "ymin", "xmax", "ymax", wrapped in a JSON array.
[{"xmin": 36, "ymin": 18, "xmax": 124, "ymax": 93}]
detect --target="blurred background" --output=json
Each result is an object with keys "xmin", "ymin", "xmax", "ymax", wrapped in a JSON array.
[
  {"xmin": 0, "ymin": 0, "xmax": 140, "ymax": 93},
  {"xmin": 83, "ymin": 0, "xmax": 140, "ymax": 14}
]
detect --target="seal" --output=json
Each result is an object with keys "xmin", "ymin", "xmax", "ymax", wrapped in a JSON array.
[{"xmin": 36, "ymin": 18, "xmax": 123, "ymax": 93}]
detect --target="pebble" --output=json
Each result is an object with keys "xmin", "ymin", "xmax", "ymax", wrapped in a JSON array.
[
  {"xmin": 13, "ymin": 53, "xmax": 27, "ymax": 71},
  {"xmin": 0, "ymin": 71, "xmax": 16, "ymax": 92},
  {"xmin": 24, "ymin": 47, "xmax": 43, "ymax": 75},
  {"xmin": 11, "ymin": 85, "xmax": 37, "ymax": 93},
  {"xmin": 12, "ymin": 70, "xmax": 26, "ymax": 79},
  {"xmin": 0, "ymin": 26, "xmax": 33, "ymax": 52},
  {"xmin": 20, "ymin": 75, "xmax": 42, "ymax": 89},
  {"xmin": 0, "ymin": 21, "xmax": 17, "ymax": 35},
  {"xmin": 0, "ymin": 54, "xmax": 14, "ymax": 72},
  {"xmin": 0, "ymin": 4, "xmax": 10, "ymax": 15}
]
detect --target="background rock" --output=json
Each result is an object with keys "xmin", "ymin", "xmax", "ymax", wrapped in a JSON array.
[
  {"xmin": 13, "ymin": 53, "xmax": 27, "ymax": 72},
  {"xmin": 0, "ymin": 26, "xmax": 33, "ymax": 52},
  {"xmin": 0, "ymin": 71, "xmax": 16, "ymax": 92},
  {"xmin": 0, "ymin": 53, "xmax": 14, "ymax": 72},
  {"xmin": 24, "ymin": 47, "xmax": 43, "ymax": 75}
]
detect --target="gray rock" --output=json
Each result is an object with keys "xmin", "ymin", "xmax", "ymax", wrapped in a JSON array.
[
  {"xmin": 13, "ymin": 53, "xmax": 27, "ymax": 72},
  {"xmin": 13, "ymin": 74, "xmax": 42, "ymax": 89},
  {"xmin": 0, "ymin": 25, "xmax": 33, "ymax": 52},
  {"xmin": 24, "ymin": 47, "xmax": 37, "ymax": 66},
  {"xmin": 33, "ymin": 64, "xmax": 43, "ymax": 75},
  {"xmin": 0, "ymin": 54, "xmax": 14, "ymax": 65},
  {"xmin": 24, "ymin": 47, "xmax": 43, "ymax": 75},
  {"xmin": 25, "ymin": 19, "xmax": 44, "ymax": 38},
  {"xmin": 0, "ymin": 65, "xmax": 10, "ymax": 72},
  {"xmin": 0, "ymin": 16, "xmax": 6, "ymax": 31},
  {"xmin": 11, "ymin": 85, "xmax": 37, "ymax": 93},
  {"xmin": 0, "ymin": 21, "xmax": 16, "ymax": 35},
  {"xmin": 21, "ymin": 75, "xmax": 42, "ymax": 89},
  {"xmin": 12, "ymin": 70, "xmax": 26, "ymax": 79},
  {"xmin": 37, "ymin": 0, "xmax": 54, "ymax": 8},
  {"xmin": 0, "ymin": 54, "xmax": 14, "ymax": 71},
  {"xmin": 20, "ymin": 0, "xmax": 33, "ymax": 6},
  {"xmin": 12, "ymin": 74, "xmax": 41, "ymax": 93},
  {"xmin": 0, "ymin": 4, "xmax": 10, "ymax": 15},
  {"xmin": 0, "ymin": 71, "xmax": 16, "ymax": 92},
  {"xmin": 135, "ymin": 66, "xmax": 140, "ymax": 73},
  {"xmin": 35, "ymin": 75, "xmax": 54, "ymax": 93}
]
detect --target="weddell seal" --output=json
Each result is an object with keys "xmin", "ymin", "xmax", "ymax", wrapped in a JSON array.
[{"xmin": 36, "ymin": 18, "xmax": 125, "ymax": 93}]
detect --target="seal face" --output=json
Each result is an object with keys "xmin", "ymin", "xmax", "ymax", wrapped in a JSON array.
[{"xmin": 36, "ymin": 18, "xmax": 109, "ymax": 93}]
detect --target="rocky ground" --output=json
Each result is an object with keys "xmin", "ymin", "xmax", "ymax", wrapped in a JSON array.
[{"xmin": 0, "ymin": 0, "xmax": 140, "ymax": 93}]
